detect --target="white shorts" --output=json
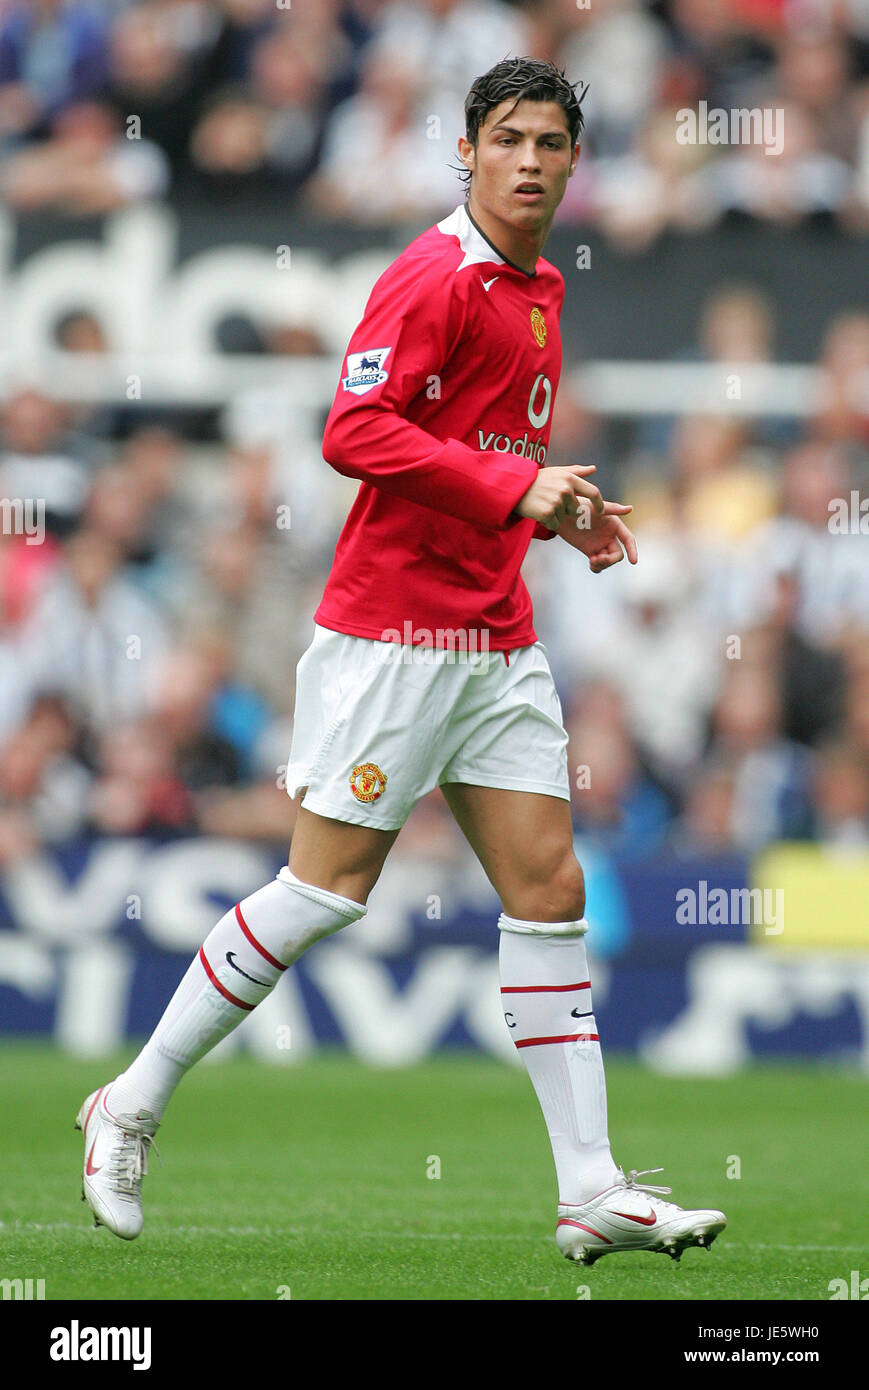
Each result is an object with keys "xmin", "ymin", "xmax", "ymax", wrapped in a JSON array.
[{"xmin": 285, "ymin": 623, "xmax": 570, "ymax": 830}]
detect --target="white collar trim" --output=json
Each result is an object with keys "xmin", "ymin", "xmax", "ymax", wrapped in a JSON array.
[{"xmin": 437, "ymin": 203, "xmax": 507, "ymax": 274}]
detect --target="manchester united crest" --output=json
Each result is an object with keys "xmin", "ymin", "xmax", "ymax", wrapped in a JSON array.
[
  {"xmin": 530, "ymin": 307, "xmax": 547, "ymax": 348},
  {"xmin": 350, "ymin": 762, "xmax": 387, "ymax": 802}
]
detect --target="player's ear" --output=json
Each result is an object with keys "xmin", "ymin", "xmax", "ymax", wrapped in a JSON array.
[{"xmin": 457, "ymin": 135, "xmax": 474, "ymax": 173}]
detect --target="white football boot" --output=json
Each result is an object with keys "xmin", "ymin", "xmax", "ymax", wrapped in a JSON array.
[
  {"xmin": 75, "ymin": 1085, "xmax": 159, "ymax": 1240},
  {"xmin": 556, "ymin": 1168, "xmax": 726, "ymax": 1265}
]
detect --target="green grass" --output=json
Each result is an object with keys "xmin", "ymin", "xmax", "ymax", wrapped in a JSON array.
[{"xmin": 2, "ymin": 1042, "xmax": 867, "ymax": 1301}]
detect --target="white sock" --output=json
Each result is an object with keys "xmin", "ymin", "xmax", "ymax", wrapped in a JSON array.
[
  {"xmin": 498, "ymin": 914, "xmax": 617, "ymax": 1205},
  {"xmin": 109, "ymin": 868, "xmax": 366, "ymax": 1120}
]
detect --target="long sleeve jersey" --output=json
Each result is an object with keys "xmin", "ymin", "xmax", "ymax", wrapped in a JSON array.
[{"xmin": 315, "ymin": 201, "xmax": 564, "ymax": 650}]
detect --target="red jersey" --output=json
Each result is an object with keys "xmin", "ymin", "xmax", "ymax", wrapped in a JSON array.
[{"xmin": 315, "ymin": 201, "xmax": 563, "ymax": 650}]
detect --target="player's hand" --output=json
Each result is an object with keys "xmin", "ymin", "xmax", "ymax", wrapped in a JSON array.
[
  {"xmin": 559, "ymin": 498, "xmax": 638, "ymax": 573},
  {"xmin": 515, "ymin": 465, "xmax": 603, "ymax": 531}
]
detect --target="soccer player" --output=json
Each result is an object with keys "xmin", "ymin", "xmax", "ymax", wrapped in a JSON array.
[{"xmin": 77, "ymin": 57, "xmax": 726, "ymax": 1267}]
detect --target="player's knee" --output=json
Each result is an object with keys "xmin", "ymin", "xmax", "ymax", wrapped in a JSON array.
[
  {"xmin": 548, "ymin": 853, "xmax": 586, "ymax": 922},
  {"xmin": 509, "ymin": 851, "xmax": 585, "ymax": 924}
]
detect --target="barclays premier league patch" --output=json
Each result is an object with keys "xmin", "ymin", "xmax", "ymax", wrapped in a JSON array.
[{"xmin": 342, "ymin": 347, "xmax": 391, "ymax": 395}]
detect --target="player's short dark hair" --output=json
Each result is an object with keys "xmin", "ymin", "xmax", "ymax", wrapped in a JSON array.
[{"xmin": 459, "ymin": 57, "xmax": 586, "ymax": 189}]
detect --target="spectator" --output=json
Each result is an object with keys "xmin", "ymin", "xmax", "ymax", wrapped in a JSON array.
[
  {"xmin": 372, "ymin": 0, "xmax": 533, "ymax": 124},
  {"xmin": 672, "ymin": 413, "xmax": 779, "ymax": 545},
  {"xmin": 734, "ymin": 442, "xmax": 869, "ymax": 647},
  {"xmin": 0, "ymin": 388, "xmax": 89, "ymax": 539},
  {"xmin": 811, "ymin": 739, "xmax": 869, "ymax": 846},
  {"xmin": 88, "ymin": 715, "xmax": 197, "ymax": 836},
  {"xmin": 18, "ymin": 527, "xmax": 170, "ymax": 734},
  {"xmin": 0, "ymin": 0, "xmax": 109, "ymax": 145},
  {"xmin": 706, "ymin": 661, "xmax": 814, "ymax": 848},
  {"xmin": 757, "ymin": 569, "xmax": 847, "ymax": 747},
  {"xmin": 693, "ymin": 100, "xmax": 853, "ymax": 227},
  {"xmin": 1, "ymin": 98, "xmax": 170, "ymax": 214},
  {"xmin": 564, "ymin": 533, "xmax": 725, "ymax": 792},
  {"xmin": 554, "ymin": 0, "xmax": 670, "ymax": 158},
  {"xmin": 672, "ymin": 758, "xmax": 739, "ymax": 855},
  {"xmin": 247, "ymin": 26, "xmax": 330, "ymax": 187},
  {"xmin": 304, "ymin": 40, "xmax": 458, "ymax": 221},
  {"xmin": 147, "ymin": 637, "xmax": 250, "ymax": 788},
  {"xmin": 567, "ymin": 705, "xmax": 673, "ymax": 854},
  {"xmin": 179, "ymin": 520, "xmax": 302, "ymax": 718},
  {"xmin": 105, "ymin": 1, "xmax": 205, "ymax": 172},
  {"xmin": 188, "ymin": 87, "xmax": 271, "ymax": 189},
  {"xmin": 698, "ymin": 282, "xmax": 776, "ymax": 364},
  {"xmin": 592, "ymin": 104, "xmax": 712, "ymax": 249},
  {"xmin": 0, "ymin": 695, "xmax": 90, "ymax": 857},
  {"xmin": 813, "ymin": 311, "xmax": 869, "ymax": 445},
  {"xmin": 776, "ymin": 27, "xmax": 856, "ymax": 166}
]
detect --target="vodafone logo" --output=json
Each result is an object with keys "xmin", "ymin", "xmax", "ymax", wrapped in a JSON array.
[
  {"xmin": 528, "ymin": 372, "xmax": 552, "ymax": 427},
  {"xmin": 476, "ymin": 374, "xmax": 554, "ymax": 462},
  {"xmin": 478, "ymin": 428, "xmax": 547, "ymax": 463}
]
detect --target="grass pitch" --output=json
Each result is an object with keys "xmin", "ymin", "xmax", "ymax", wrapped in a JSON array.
[{"xmin": 2, "ymin": 1042, "xmax": 867, "ymax": 1302}]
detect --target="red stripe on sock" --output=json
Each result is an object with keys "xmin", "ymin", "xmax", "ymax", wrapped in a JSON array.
[
  {"xmin": 235, "ymin": 902, "xmax": 286, "ymax": 972},
  {"xmin": 514, "ymin": 1032, "xmax": 599, "ymax": 1048},
  {"xmin": 557, "ymin": 1219, "xmax": 612, "ymax": 1243},
  {"xmin": 199, "ymin": 947, "xmax": 255, "ymax": 1011},
  {"xmin": 501, "ymin": 981, "xmax": 591, "ymax": 994}
]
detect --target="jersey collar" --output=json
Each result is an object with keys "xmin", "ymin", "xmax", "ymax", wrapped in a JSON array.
[{"xmin": 438, "ymin": 202, "xmax": 537, "ymax": 278}]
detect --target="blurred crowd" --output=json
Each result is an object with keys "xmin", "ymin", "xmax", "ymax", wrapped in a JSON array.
[
  {"xmin": 0, "ymin": 0, "xmax": 868, "ymax": 236},
  {"xmin": 535, "ymin": 285, "xmax": 869, "ymax": 858},
  {"xmin": 0, "ymin": 0, "xmax": 867, "ymax": 867},
  {"xmin": 0, "ymin": 280, "xmax": 867, "ymax": 863}
]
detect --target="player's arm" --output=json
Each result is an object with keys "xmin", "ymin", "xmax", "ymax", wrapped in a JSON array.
[{"xmin": 322, "ymin": 259, "xmax": 539, "ymax": 530}]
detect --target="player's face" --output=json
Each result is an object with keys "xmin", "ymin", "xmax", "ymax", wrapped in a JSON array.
[{"xmin": 459, "ymin": 98, "xmax": 578, "ymax": 233}]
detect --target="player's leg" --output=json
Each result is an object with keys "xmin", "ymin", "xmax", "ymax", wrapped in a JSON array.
[
  {"xmin": 111, "ymin": 806, "xmax": 396, "ymax": 1119},
  {"xmin": 78, "ymin": 808, "xmax": 397, "ymax": 1238},
  {"xmin": 440, "ymin": 781, "xmax": 617, "ymax": 1197},
  {"xmin": 77, "ymin": 620, "xmax": 444, "ymax": 1238},
  {"xmin": 288, "ymin": 804, "xmax": 400, "ymax": 901},
  {"xmin": 440, "ymin": 781, "xmax": 585, "ymax": 922},
  {"xmin": 441, "ymin": 780, "xmax": 726, "ymax": 1263}
]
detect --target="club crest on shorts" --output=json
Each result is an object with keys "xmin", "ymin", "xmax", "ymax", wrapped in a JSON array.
[
  {"xmin": 350, "ymin": 762, "xmax": 387, "ymax": 802},
  {"xmin": 342, "ymin": 347, "xmax": 391, "ymax": 395}
]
